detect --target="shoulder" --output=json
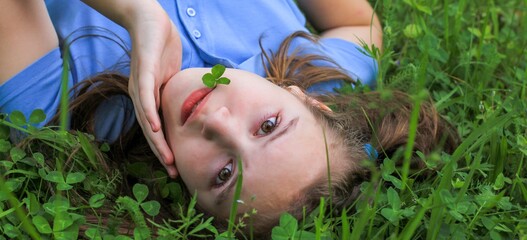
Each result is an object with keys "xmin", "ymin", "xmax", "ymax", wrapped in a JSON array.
[
  {"xmin": 0, "ymin": 0, "xmax": 58, "ymax": 84},
  {"xmin": 0, "ymin": 48, "xmax": 64, "ymax": 127}
]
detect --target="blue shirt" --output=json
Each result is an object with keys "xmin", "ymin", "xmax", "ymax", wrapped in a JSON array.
[{"xmin": 0, "ymin": 0, "xmax": 378, "ymax": 142}]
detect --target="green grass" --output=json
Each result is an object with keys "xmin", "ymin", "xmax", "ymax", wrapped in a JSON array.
[{"xmin": 1, "ymin": 0, "xmax": 526, "ymax": 239}]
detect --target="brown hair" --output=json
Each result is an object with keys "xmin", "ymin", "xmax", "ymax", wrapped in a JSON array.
[
  {"xmin": 248, "ymin": 31, "xmax": 459, "ymax": 236},
  {"xmin": 286, "ymin": 91, "xmax": 460, "ymax": 225},
  {"xmin": 63, "ymin": 31, "xmax": 459, "ymax": 237}
]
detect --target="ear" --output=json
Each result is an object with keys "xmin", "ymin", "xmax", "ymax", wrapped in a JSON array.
[{"xmin": 286, "ymin": 86, "xmax": 333, "ymax": 112}]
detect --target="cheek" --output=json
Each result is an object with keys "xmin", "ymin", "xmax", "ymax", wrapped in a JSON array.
[
  {"xmin": 172, "ymin": 141, "xmax": 198, "ymax": 177},
  {"xmin": 171, "ymin": 138, "xmax": 214, "ymax": 188},
  {"xmin": 175, "ymin": 156, "xmax": 203, "ymax": 192},
  {"xmin": 162, "ymin": 112, "xmax": 180, "ymax": 150}
]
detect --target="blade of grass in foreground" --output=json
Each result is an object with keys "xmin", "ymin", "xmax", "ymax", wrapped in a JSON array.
[
  {"xmin": 227, "ymin": 157, "xmax": 244, "ymax": 238},
  {"xmin": 350, "ymin": 179, "xmax": 379, "ymax": 239},
  {"xmin": 59, "ymin": 45, "xmax": 70, "ymax": 132},
  {"xmin": 399, "ymin": 195, "xmax": 433, "ymax": 240},
  {"xmin": 55, "ymin": 44, "xmax": 72, "ymax": 175},
  {"xmin": 401, "ymin": 91, "xmax": 424, "ymax": 190},
  {"xmin": 0, "ymin": 176, "xmax": 40, "ymax": 239},
  {"xmin": 427, "ymin": 111, "xmax": 515, "ymax": 239},
  {"xmin": 427, "ymin": 151, "xmax": 455, "ymax": 240},
  {"xmin": 401, "ymin": 24, "xmax": 430, "ymax": 189},
  {"xmin": 450, "ymin": 111, "xmax": 515, "ymax": 163},
  {"xmin": 315, "ymin": 197, "xmax": 326, "ymax": 239},
  {"xmin": 340, "ymin": 208, "xmax": 350, "ymax": 240}
]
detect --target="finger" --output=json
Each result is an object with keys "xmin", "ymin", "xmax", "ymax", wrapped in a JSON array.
[
  {"xmin": 165, "ymin": 165, "xmax": 178, "ymax": 179},
  {"xmin": 135, "ymin": 72, "xmax": 162, "ymax": 133},
  {"xmin": 143, "ymin": 120, "xmax": 176, "ymax": 167},
  {"xmin": 130, "ymin": 86, "xmax": 177, "ymax": 177},
  {"xmin": 142, "ymin": 89, "xmax": 162, "ymax": 133},
  {"xmin": 143, "ymin": 122, "xmax": 178, "ymax": 178}
]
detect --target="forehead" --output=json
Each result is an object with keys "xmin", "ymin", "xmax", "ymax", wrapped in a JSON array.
[{"xmin": 161, "ymin": 68, "xmax": 281, "ymax": 109}]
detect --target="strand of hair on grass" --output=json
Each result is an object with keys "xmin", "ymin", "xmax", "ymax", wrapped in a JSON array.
[{"xmin": 322, "ymin": 126, "xmax": 333, "ymax": 215}]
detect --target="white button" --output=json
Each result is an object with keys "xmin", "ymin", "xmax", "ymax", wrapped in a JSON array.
[
  {"xmin": 186, "ymin": 8, "xmax": 196, "ymax": 17},
  {"xmin": 192, "ymin": 30, "xmax": 201, "ymax": 38}
]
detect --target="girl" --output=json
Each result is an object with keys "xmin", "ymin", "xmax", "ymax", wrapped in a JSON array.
[{"xmin": 0, "ymin": 0, "xmax": 457, "ymax": 237}]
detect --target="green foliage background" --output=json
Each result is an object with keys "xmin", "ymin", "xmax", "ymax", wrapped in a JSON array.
[{"xmin": 0, "ymin": 0, "xmax": 526, "ymax": 239}]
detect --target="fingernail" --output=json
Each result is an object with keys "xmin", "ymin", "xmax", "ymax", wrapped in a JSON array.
[
  {"xmin": 169, "ymin": 169, "xmax": 177, "ymax": 179},
  {"xmin": 151, "ymin": 122, "xmax": 158, "ymax": 131}
]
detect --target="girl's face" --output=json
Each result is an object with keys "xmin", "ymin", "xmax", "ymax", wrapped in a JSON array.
[{"xmin": 161, "ymin": 68, "xmax": 333, "ymax": 220}]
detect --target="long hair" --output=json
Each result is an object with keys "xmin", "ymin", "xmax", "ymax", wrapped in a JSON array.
[
  {"xmin": 63, "ymin": 31, "xmax": 459, "ymax": 237},
  {"xmin": 241, "ymin": 31, "xmax": 460, "ymax": 236}
]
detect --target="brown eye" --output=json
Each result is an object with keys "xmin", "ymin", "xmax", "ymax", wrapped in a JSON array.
[
  {"xmin": 257, "ymin": 117, "xmax": 277, "ymax": 135},
  {"xmin": 215, "ymin": 163, "xmax": 233, "ymax": 185}
]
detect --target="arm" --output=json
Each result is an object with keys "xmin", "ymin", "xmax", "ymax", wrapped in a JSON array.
[
  {"xmin": 81, "ymin": 0, "xmax": 181, "ymax": 178},
  {"xmin": 0, "ymin": 0, "xmax": 58, "ymax": 84},
  {"xmin": 297, "ymin": 0, "xmax": 383, "ymax": 50}
]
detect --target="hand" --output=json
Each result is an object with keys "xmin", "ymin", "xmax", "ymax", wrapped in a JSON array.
[
  {"xmin": 126, "ymin": 5, "xmax": 182, "ymax": 178},
  {"xmin": 81, "ymin": 1, "xmax": 182, "ymax": 177}
]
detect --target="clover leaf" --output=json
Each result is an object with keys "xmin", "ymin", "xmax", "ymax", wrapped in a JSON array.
[{"xmin": 202, "ymin": 64, "xmax": 231, "ymax": 88}]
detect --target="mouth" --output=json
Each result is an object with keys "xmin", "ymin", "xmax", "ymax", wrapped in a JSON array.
[{"xmin": 181, "ymin": 88, "xmax": 214, "ymax": 125}]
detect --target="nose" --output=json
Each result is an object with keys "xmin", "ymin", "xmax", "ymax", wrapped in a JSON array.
[{"xmin": 201, "ymin": 106, "xmax": 238, "ymax": 146}]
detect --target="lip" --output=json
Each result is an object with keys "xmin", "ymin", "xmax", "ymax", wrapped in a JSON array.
[{"xmin": 181, "ymin": 88, "xmax": 214, "ymax": 125}]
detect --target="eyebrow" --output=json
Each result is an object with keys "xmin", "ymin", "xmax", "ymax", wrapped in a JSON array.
[{"xmin": 267, "ymin": 117, "xmax": 298, "ymax": 145}]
